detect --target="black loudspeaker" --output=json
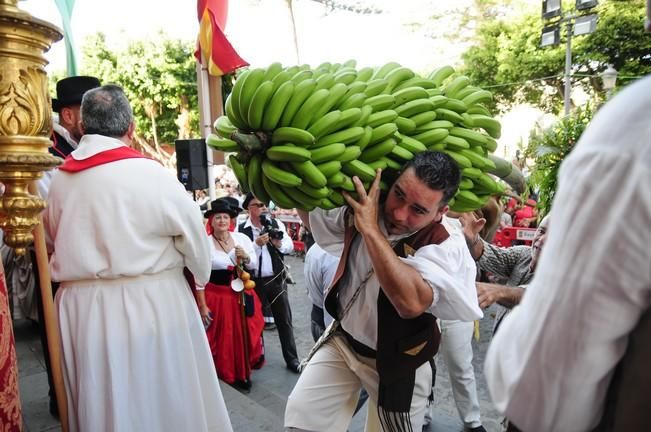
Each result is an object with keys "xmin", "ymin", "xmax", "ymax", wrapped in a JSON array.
[{"xmin": 176, "ymin": 139, "xmax": 208, "ymax": 191}]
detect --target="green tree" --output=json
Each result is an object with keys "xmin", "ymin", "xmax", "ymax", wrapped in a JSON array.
[
  {"xmin": 81, "ymin": 32, "xmax": 199, "ymax": 166},
  {"xmin": 461, "ymin": 0, "xmax": 650, "ymax": 113}
]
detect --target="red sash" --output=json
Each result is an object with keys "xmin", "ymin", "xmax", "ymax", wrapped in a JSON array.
[{"xmin": 59, "ymin": 146, "xmax": 150, "ymax": 173}]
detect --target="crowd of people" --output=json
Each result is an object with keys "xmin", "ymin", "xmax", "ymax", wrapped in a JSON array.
[{"xmin": 5, "ymin": 8, "xmax": 650, "ymax": 429}]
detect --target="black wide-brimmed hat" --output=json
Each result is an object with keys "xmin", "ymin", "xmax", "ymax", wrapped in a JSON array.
[
  {"xmin": 52, "ymin": 76, "xmax": 101, "ymax": 112},
  {"xmin": 204, "ymin": 198, "xmax": 240, "ymax": 219},
  {"xmin": 223, "ymin": 196, "xmax": 243, "ymax": 214}
]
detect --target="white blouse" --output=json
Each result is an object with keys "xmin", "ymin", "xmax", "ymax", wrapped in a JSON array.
[{"xmin": 195, "ymin": 231, "xmax": 257, "ymax": 290}]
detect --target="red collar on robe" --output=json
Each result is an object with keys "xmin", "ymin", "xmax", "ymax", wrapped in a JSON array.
[{"xmin": 59, "ymin": 146, "xmax": 150, "ymax": 173}]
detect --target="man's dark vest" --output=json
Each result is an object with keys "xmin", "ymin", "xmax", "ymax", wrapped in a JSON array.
[
  {"xmin": 50, "ymin": 130, "xmax": 75, "ymax": 158},
  {"xmin": 324, "ymin": 214, "xmax": 449, "ymax": 421},
  {"xmin": 238, "ymin": 219, "xmax": 285, "ymax": 279},
  {"xmin": 593, "ymin": 307, "xmax": 651, "ymax": 431}
]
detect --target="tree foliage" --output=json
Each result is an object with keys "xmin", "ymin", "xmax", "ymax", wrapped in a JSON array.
[
  {"xmin": 81, "ymin": 33, "xmax": 199, "ymax": 166},
  {"xmin": 524, "ymin": 106, "xmax": 594, "ymax": 215},
  {"xmin": 461, "ymin": 0, "xmax": 650, "ymax": 113}
]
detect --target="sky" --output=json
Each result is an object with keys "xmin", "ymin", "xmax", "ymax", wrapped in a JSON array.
[{"xmin": 21, "ymin": 0, "xmax": 474, "ymax": 75}]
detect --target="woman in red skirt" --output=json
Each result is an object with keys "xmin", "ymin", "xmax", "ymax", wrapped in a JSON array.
[{"xmin": 196, "ymin": 198, "xmax": 265, "ymax": 391}]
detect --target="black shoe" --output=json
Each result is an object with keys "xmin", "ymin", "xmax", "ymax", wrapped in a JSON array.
[
  {"xmin": 286, "ymin": 360, "xmax": 301, "ymax": 374},
  {"xmin": 49, "ymin": 396, "xmax": 59, "ymax": 419},
  {"xmin": 232, "ymin": 379, "xmax": 252, "ymax": 393},
  {"xmin": 264, "ymin": 322, "xmax": 276, "ymax": 331},
  {"xmin": 468, "ymin": 426, "xmax": 487, "ymax": 432}
]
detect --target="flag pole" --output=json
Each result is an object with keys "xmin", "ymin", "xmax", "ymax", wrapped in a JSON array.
[{"xmin": 29, "ymin": 182, "xmax": 69, "ymax": 432}]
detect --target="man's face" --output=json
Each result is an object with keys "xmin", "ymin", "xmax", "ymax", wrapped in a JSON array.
[
  {"xmin": 533, "ymin": 215, "xmax": 550, "ymax": 245},
  {"xmin": 530, "ymin": 233, "xmax": 548, "ymax": 270},
  {"xmin": 383, "ymin": 167, "xmax": 448, "ymax": 236},
  {"xmin": 60, "ymin": 105, "xmax": 83, "ymax": 141},
  {"xmin": 247, "ymin": 199, "xmax": 267, "ymax": 220}
]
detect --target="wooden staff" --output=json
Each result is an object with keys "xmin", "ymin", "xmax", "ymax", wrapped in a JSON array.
[{"xmin": 29, "ymin": 182, "xmax": 68, "ymax": 432}]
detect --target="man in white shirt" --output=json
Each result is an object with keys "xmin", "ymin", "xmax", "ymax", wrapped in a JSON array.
[
  {"xmin": 286, "ymin": 151, "xmax": 483, "ymax": 432},
  {"xmin": 238, "ymin": 194, "xmax": 300, "ymax": 373},
  {"xmin": 484, "ymin": 73, "xmax": 651, "ymax": 430},
  {"xmin": 303, "ymin": 243, "xmax": 339, "ymax": 342}
]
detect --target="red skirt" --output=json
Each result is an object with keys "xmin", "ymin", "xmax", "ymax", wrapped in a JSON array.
[{"xmin": 204, "ymin": 282, "xmax": 265, "ymax": 384}]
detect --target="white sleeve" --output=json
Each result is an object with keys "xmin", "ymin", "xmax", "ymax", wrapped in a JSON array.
[
  {"xmin": 484, "ymin": 150, "xmax": 651, "ymax": 432},
  {"xmin": 274, "ymin": 219, "xmax": 294, "ymax": 254},
  {"xmin": 400, "ymin": 227, "xmax": 482, "ymax": 322},
  {"xmin": 234, "ymin": 232, "xmax": 258, "ymax": 273},
  {"xmin": 309, "ymin": 207, "xmax": 347, "ymax": 255}
]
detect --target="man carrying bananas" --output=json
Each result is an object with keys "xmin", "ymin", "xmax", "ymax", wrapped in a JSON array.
[{"xmin": 286, "ymin": 151, "xmax": 483, "ymax": 432}]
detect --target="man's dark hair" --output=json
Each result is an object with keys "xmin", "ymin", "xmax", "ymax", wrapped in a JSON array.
[
  {"xmin": 401, "ymin": 151, "xmax": 461, "ymax": 205},
  {"xmin": 81, "ymin": 84, "xmax": 134, "ymax": 137}
]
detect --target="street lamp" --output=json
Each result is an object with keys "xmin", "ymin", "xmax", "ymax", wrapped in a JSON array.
[{"xmin": 601, "ymin": 64, "xmax": 618, "ymax": 99}]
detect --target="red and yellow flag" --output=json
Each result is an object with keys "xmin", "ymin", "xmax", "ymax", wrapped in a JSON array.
[{"xmin": 196, "ymin": 0, "xmax": 248, "ymax": 76}]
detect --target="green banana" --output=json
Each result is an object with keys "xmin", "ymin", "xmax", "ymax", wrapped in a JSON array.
[
  {"xmin": 289, "ymin": 185, "xmax": 323, "ymax": 208},
  {"xmin": 307, "ymin": 110, "xmax": 343, "ymax": 139},
  {"xmin": 395, "ymin": 98, "xmax": 435, "ymax": 117},
  {"xmin": 335, "ymin": 145, "xmax": 362, "ymax": 163},
  {"xmin": 391, "ymin": 86, "xmax": 430, "ymax": 107},
  {"xmin": 291, "ymin": 160, "xmax": 328, "ymax": 188},
  {"xmin": 442, "ymin": 135, "xmax": 471, "ymax": 150},
  {"xmin": 371, "ymin": 62, "xmax": 402, "ymax": 80},
  {"xmin": 237, "ymin": 68, "xmax": 266, "ymax": 124},
  {"xmin": 247, "ymin": 154, "xmax": 270, "ymax": 205},
  {"xmin": 364, "ymin": 94, "xmax": 395, "ymax": 112},
  {"xmin": 316, "ymin": 160, "xmax": 342, "ymax": 178},
  {"xmin": 390, "ymin": 144, "xmax": 414, "ymax": 161},
  {"xmin": 338, "ymin": 93, "xmax": 366, "ymax": 110},
  {"xmin": 328, "ymin": 189, "xmax": 347, "ymax": 205},
  {"xmin": 359, "ymin": 137, "xmax": 397, "ymax": 162},
  {"xmin": 320, "ymin": 198, "xmax": 337, "ymax": 210},
  {"xmin": 442, "ymin": 98, "xmax": 468, "ymax": 113},
  {"xmin": 272, "ymin": 127, "xmax": 315, "ymax": 147},
  {"xmin": 396, "ymin": 134, "xmax": 427, "ymax": 153},
  {"xmin": 299, "ymin": 183, "xmax": 330, "ymax": 199},
  {"xmin": 206, "ymin": 134, "xmax": 239, "ymax": 152},
  {"xmin": 369, "ymin": 123, "xmax": 398, "ymax": 145},
  {"xmin": 442, "ymin": 150, "xmax": 472, "ymax": 169},
  {"xmin": 315, "ymin": 126, "xmax": 365, "ymax": 147},
  {"xmin": 367, "ymin": 109, "xmax": 399, "ymax": 128},
  {"xmin": 467, "ymin": 105, "xmax": 492, "ymax": 116},
  {"xmin": 429, "ymin": 95, "xmax": 449, "ymax": 109},
  {"xmin": 395, "ymin": 116, "xmax": 417, "ymax": 134},
  {"xmin": 311, "ymin": 143, "xmax": 346, "ymax": 164},
  {"xmin": 412, "ymin": 128, "xmax": 449, "ymax": 146},
  {"xmin": 449, "ymin": 127, "xmax": 489, "ymax": 147},
  {"xmin": 459, "ymin": 178, "xmax": 474, "ymax": 190},
  {"xmin": 336, "ymin": 107, "xmax": 364, "ymax": 129},
  {"xmin": 435, "ymin": 108, "xmax": 464, "ymax": 124},
  {"xmin": 314, "ymin": 73, "xmax": 335, "ymax": 90},
  {"xmin": 428, "ymin": 65, "xmax": 455, "ymax": 86},
  {"xmin": 355, "ymin": 126, "xmax": 374, "ymax": 151},
  {"xmin": 334, "ymin": 70, "xmax": 357, "ymax": 85},
  {"xmin": 224, "ymin": 92, "xmax": 246, "ymax": 130},
  {"xmin": 380, "ymin": 156, "xmax": 402, "ymax": 170},
  {"xmin": 367, "ymin": 159, "xmax": 388, "ymax": 171},
  {"xmin": 291, "ymin": 69, "xmax": 314, "ymax": 84},
  {"xmin": 342, "ymin": 160, "xmax": 376, "ymax": 182},
  {"xmin": 228, "ymin": 154, "xmax": 249, "ymax": 193},
  {"xmin": 261, "ymin": 160, "xmax": 302, "ymax": 187},
  {"xmin": 263, "ymin": 175, "xmax": 299, "ymax": 209},
  {"xmin": 470, "ymin": 114, "xmax": 501, "ymax": 139},
  {"xmin": 363, "ymin": 79, "xmax": 388, "ymax": 97},
  {"xmin": 454, "ymin": 86, "xmax": 480, "ymax": 100},
  {"xmin": 462, "ymin": 89, "xmax": 493, "ymax": 106},
  {"xmin": 383, "ymin": 66, "xmax": 415, "ymax": 93},
  {"xmin": 409, "ymin": 111, "xmax": 437, "ymax": 127},
  {"xmin": 213, "ymin": 115, "xmax": 236, "ymax": 138},
  {"xmin": 291, "ymin": 88, "xmax": 330, "ymax": 130},
  {"xmin": 266, "ymin": 145, "xmax": 311, "ymax": 162},
  {"xmin": 343, "ymin": 81, "xmax": 367, "ymax": 100},
  {"xmin": 261, "ymin": 80, "xmax": 294, "ymax": 131},
  {"xmin": 352, "ymin": 105, "xmax": 373, "ymax": 127},
  {"xmin": 262, "ymin": 62, "xmax": 283, "ymax": 82},
  {"xmin": 392, "ymin": 77, "xmax": 437, "ymax": 92},
  {"xmin": 327, "ymin": 172, "xmax": 346, "ymax": 187},
  {"xmin": 356, "ymin": 66, "xmax": 374, "ymax": 82},
  {"xmin": 444, "ymin": 75, "xmax": 471, "ymax": 98},
  {"xmin": 269, "ymin": 69, "xmax": 294, "ymax": 93},
  {"xmin": 457, "ymin": 148, "xmax": 489, "ymax": 169},
  {"xmin": 309, "ymin": 83, "xmax": 348, "ymax": 126},
  {"xmin": 279, "ymin": 78, "xmax": 318, "ymax": 127},
  {"xmin": 413, "ymin": 120, "xmax": 455, "ymax": 133}
]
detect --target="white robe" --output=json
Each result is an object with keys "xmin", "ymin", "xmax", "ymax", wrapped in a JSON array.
[{"xmin": 44, "ymin": 134, "xmax": 232, "ymax": 432}]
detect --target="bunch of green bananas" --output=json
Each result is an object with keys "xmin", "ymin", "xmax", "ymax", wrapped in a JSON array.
[{"xmin": 207, "ymin": 61, "xmax": 505, "ymax": 212}]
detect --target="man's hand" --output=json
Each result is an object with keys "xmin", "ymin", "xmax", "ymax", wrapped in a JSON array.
[
  {"xmin": 342, "ymin": 169, "xmax": 382, "ymax": 236},
  {"xmin": 459, "ymin": 212, "xmax": 486, "ymax": 244},
  {"xmin": 477, "ymin": 282, "xmax": 504, "ymax": 308},
  {"xmin": 255, "ymin": 233, "xmax": 270, "ymax": 247}
]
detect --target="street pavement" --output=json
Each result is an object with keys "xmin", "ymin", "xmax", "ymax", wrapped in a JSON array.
[{"xmin": 15, "ymin": 254, "xmax": 503, "ymax": 432}]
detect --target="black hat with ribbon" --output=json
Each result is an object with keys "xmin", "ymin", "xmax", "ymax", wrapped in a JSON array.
[
  {"xmin": 52, "ymin": 76, "xmax": 101, "ymax": 112},
  {"xmin": 204, "ymin": 198, "xmax": 240, "ymax": 219}
]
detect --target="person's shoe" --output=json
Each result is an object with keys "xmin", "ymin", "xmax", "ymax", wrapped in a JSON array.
[
  {"xmin": 264, "ymin": 322, "xmax": 276, "ymax": 331},
  {"xmin": 286, "ymin": 360, "xmax": 301, "ymax": 374},
  {"xmin": 233, "ymin": 379, "xmax": 252, "ymax": 393},
  {"xmin": 467, "ymin": 426, "xmax": 487, "ymax": 432},
  {"xmin": 49, "ymin": 396, "xmax": 59, "ymax": 418}
]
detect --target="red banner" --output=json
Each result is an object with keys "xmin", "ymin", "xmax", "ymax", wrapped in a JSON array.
[
  {"xmin": 0, "ymin": 259, "xmax": 22, "ymax": 431},
  {"xmin": 196, "ymin": 0, "xmax": 248, "ymax": 76}
]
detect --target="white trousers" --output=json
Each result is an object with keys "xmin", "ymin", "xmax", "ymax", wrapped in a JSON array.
[
  {"xmin": 438, "ymin": 319, "xmax": 482, "ymax": 429},
  {"xmin": 285, "ymin": 334, "xmax": 432, "ymax": 432}
]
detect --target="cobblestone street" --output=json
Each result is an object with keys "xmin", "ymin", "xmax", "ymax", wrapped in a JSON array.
[{"xmin": 16, "ymin": 255, "xmax": 502, "ymax": 432}]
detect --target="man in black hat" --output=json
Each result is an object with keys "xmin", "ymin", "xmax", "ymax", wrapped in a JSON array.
[
  {"xmin": 50, "ymin": 75, "xmax": 101, "ymax": 158},
  {"xmin": 238, "ymin": 193, "xmax": 301, "ymax": 373}
]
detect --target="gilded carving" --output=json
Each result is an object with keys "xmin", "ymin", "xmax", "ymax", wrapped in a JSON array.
[{"xmin": 0, "ymin": 67, "xmax": 50, "ymax": 137}]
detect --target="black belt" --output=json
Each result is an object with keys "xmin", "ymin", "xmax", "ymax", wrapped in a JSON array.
[{"xmin": 342, "ymin": 329, "xmax": 377, "ymax": 359}]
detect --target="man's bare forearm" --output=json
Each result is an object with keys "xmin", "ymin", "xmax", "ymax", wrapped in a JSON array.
[{"xmin": 362, "ymin": 228, "xmax": 432, "ymax": 319}]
